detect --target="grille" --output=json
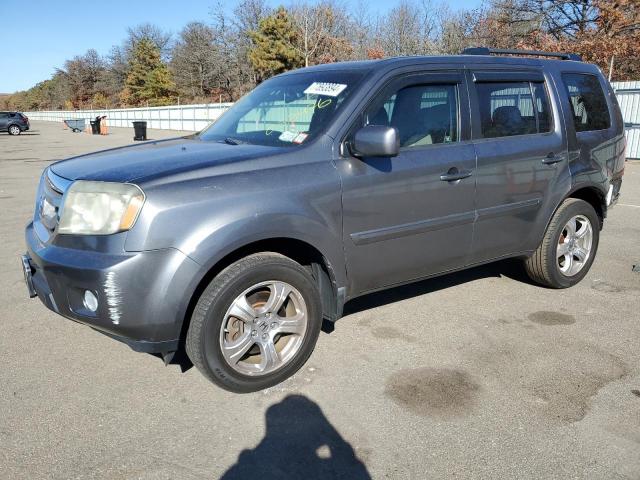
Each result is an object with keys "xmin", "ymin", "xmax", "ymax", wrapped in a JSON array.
[{"xmin": 34, "ymin": 169, "xmax": 71, "ymax": 241}]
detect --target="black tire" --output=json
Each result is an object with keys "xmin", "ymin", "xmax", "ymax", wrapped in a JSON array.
[
  {"xmin": 525, "ymin": 198, "xmax": 600, "ymax": 288},
  {"xmin": 8, "ymin": 124, "xmax": 21, "ymax": 136},
  {"xmin": 186, "ymin": 252, "xmax": 323, "ymax": 393}
]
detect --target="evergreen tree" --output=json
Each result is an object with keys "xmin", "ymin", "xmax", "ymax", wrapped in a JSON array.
[
  {"xmin": 124, "ymin": 38, "xmax": 176, "ymax": 106},
  {"xmin": 248, "ymin": 7, "xmax": 303, "ymax": 81}
]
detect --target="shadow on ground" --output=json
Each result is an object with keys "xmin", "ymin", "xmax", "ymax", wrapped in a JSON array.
[
  {"xmin": 221, "ymin": 395, "xmax": 371, "ymax": 479},
  {"xmin": 0, "ymin": 132, "xmax": 40, "ymax": 136},
  {"xmin": 344, "ymin": 258, "xmax": 535, "ymax": 316}
]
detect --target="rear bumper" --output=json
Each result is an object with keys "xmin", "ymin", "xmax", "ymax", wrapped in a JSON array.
[{"xmin": 24, "ymin": 221, "xmax": 202, "ymax": 354}]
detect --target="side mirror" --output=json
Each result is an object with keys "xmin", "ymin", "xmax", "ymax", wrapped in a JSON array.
[{"xmin": 351, "ymin": 125, "xmax": 400, "ymax": 158}]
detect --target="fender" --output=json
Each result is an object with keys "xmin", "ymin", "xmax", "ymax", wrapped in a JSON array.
[
  {"xmin": 530, "ymin": 180, "xmax": 607, "ymax": 253},
  {"xmin": 185, "ymin": 212, "xmax": 347, "ymax": 289}
]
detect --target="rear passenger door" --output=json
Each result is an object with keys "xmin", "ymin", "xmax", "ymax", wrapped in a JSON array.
[
  {"xmin": 468, "ymin": 69, "xmax": 568, "ymax": 263},
  {"xmin": 0, "ymin": 113, "xmax": 8, "ymax": 131}
]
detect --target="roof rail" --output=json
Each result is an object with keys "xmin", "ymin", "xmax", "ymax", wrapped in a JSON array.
[{"xmin": 462, "ymin": 47, "xmax": 582, "ymax": 62}]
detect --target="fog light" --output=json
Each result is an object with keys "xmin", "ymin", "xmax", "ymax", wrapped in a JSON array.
[
  {"xmin": 83, "ymin": 290, "xmax": 98, "ymax": 312},
  {"xmin": 606, "ymin": 184, "xmax": 614, "ymax": 206}
]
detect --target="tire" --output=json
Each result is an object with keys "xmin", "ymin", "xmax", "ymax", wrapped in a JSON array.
[
  {"xmin": 525, "ymin": 198, "xmax": 600, "ymax": 288},
  {"xmin": 8, "ymin": 125, "xmax": 21, "ymax": 136},
  {"xmin": 186, "ymin": 252, "xmax": 323, "ymax": 393}
]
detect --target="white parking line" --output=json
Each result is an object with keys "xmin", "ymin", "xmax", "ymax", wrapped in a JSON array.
[{"xmin": 618, "ymin": 203, "xmax": 640, "ymax": 208}]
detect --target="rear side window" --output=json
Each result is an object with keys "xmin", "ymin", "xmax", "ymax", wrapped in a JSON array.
[
  {"xmin": 365, "ymin": 84, "xmax": 459, "ymax": 148},
  {"xmin": 476, "ymin": 82, "xmax": 553, "ymax": 138},
  {"xmin": 562, "ymin": 73, "xmax": 610, "ymax": 132}
]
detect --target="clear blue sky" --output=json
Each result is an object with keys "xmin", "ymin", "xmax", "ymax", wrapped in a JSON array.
[{"xmin": 0, "ymin": 0, "xmax": 482, "ymax": 93}]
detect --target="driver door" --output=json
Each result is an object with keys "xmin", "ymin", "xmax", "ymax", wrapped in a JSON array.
[{"xmin": 337, "ymin": 71, "xmax": 477, "ymax": 294}]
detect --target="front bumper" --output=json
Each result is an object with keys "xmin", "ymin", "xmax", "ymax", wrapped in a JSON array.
[{"xmin": 24, "ymin": 221, "xmax": 202, "ymax": 354}]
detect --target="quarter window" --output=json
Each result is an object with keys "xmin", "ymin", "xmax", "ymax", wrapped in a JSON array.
[
  {"xmin": 562, "ymin": 73, "xmax": 610, "ymax": 132},
  {"xmin": 365, "ymin": 84, "xmax": 459, "ymax": 148},
  {"xmin": 476, "ymin": 81, "xmax": 552, "ymax": 138}
]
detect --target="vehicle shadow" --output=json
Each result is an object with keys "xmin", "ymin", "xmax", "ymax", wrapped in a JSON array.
[
  {"xmin": 0, "ymin": 132, "xmax": 40, "ymax": 136},
  {"xmin": 343, "ymin": 257, "xmax": 535, "ymax": 316},
  {"xmin": 220, "ymin": 394, "xmax": 371, "ymax": 480}
]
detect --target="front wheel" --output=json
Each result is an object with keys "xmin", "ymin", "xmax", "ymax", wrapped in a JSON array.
[
  {"xmin": 186, "ymin": 253, "xmax": 323, "ymax": 393},
  {"xmin": 8, "ymin": 125, "xmax": 21, "ymax": 135},
  {"xmin": 525, "ymin": 198, "xmax": 600, "ymax": 288}
]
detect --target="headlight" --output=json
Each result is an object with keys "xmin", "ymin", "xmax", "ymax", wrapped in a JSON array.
[{"xmin": 58, "ymin": 181, "xmax": 145, "ymax": 235}]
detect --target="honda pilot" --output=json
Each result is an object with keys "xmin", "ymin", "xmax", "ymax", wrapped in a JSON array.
[{"xmin": 22, "ymin": 48, "xmax": 625, "ymax": 392}]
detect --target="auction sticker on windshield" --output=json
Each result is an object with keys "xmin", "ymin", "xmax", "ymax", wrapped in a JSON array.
[{"xmin": 304, "ymin": 82, "xmax": 347, "ymax": 97}]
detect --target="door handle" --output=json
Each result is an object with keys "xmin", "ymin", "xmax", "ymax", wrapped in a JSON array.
[
  {"xmin": 440, "ymin": 168, "xmax": 473, "ymax": 182},
  {"xmin": 542, "ymin": 153, "xmax": 563, "ymax": 165}
]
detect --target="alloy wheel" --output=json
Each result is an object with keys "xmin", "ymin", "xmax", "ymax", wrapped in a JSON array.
[{"xmin": 219, "ymin": 280, "xmax": 308, "ymax": 376}]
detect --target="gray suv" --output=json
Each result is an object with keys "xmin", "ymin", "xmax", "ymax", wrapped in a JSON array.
[
  {"xmin": 1, "ymin": 111, "xmax": 30, "ymax": 135},
  {"xmin": 22, "ymin": 49, "xmax": 625, "ymax": 392}
]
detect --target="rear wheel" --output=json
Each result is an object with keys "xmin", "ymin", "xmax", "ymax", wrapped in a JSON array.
[
  {"xmin": 186, "ymin": 253, "xmax": 323, "ymax": 393},
  {"xmin": 8, "ymin": 125, "xmax": 21, "ymax": 135},
  {"xmin": 525, "ymin": 198, "xmax": 600, "ymax": 288}
]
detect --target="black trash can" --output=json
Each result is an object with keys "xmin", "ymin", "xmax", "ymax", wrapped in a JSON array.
[
  {"xmin": 133, "ymin": 121, "xmax": 147, "ymax": 141},
  {"xmin": 93, "ymin": 116, "xmax": 102, "ymax": 134}
]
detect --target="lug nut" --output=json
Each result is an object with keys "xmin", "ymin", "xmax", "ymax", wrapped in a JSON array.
[
  {"xmin": 270, "ymin": 323, "xmax": 276, "ymax": 329},
  {"xmin": 261, "ymin": 333, "xmax": 268, "ymax": 340},
  {"xmin": 251, "ymin": 330, "xmax": 257, "ymax": 336}
]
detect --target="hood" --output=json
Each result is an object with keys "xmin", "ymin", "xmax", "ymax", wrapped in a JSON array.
[{"xmin": 50, "ymin": 137, "xmax": 284, "ymax": 183}]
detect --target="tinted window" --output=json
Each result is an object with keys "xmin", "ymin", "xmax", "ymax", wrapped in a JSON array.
[
  {"xmin": 477, "ymin": 82, "xmax": 552, "ymax": 138},
  {"xmin": 532, "ymin": 83, "xmax": 552, "ymax": 133},
  {"xmin": 365, "ymin": 84, "xmax": 458, "ymax": 148},
  {"xmin": 562, "ymin": 73, "xmax": 610, "ymax": 132}
]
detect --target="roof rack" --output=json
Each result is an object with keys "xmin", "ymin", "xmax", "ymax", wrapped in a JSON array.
[{"xmin": 462, "ymin": 47, "xmax": 582, "ymax": 62}]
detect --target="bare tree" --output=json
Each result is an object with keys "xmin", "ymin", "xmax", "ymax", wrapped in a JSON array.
[
  {"xmin": 125, "ymin": 23, "xmax": 173, "ymax": 59},
  {"xmin": 288, "ymin": 1, "xmax": 351, "ymax": 66},
  {"xmin": 494, "ymin": 0, "xmax": 599, "ymax": 40},
  {"xmin": 378, "ymin": 0, "xmax": 440, "ymax": 57},
  {"xmin": 171, "ymin": 22, "xmax": 219, "ymax": 99}
]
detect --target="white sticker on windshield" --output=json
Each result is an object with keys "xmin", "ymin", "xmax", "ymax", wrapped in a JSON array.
[
  {"xmin": 304, "ymin": 82, "xmax": 347, "ymax": 97},
  {"xmin": 279, "ymin": 131, "xmax": 297, "ymax": 142}
]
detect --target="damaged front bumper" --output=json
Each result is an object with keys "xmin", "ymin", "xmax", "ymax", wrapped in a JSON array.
[{"xmin": 23, "ymin": 221, "xmax": 201, "ymax": 355}]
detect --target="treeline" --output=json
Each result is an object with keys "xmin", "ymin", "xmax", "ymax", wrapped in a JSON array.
[{"xmin": 3, "ymin": 0, "xmax": 639, "ymax": 111}]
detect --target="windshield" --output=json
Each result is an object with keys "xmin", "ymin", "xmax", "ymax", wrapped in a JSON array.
[{"xmin": 199, "ymin": 70, "xmax": 366, "ymax": 147}]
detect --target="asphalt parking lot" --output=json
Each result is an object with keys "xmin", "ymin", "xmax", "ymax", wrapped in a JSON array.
[{"xmin": 1, "ymin": 121, "xmax": 639, "ymax": 479}]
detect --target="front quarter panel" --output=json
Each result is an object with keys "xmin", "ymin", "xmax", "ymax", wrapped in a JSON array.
[{"xmin": 124, "ymin": 147, "xmax": 347, "ymax": 287}]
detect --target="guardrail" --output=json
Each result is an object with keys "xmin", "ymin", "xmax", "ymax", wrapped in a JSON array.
[{"xmin": 24, "ymin": 103, "xmax": 233, "ymax": 132}]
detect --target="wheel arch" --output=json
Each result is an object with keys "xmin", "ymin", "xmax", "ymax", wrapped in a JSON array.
[
  {"xmin": 177, "ymin": 236, "xmax": 342, "ymax": 353},
  {"xmin": 529, "ymin": 183, "xmax": 606, "ymax": 257},
  {"xmin": 566, "ymin": 184, "xmax": 606, "ymax": 228},
  {"xmin": 8, "ymin": 123, "xmax": 22, "ymax": 134}
]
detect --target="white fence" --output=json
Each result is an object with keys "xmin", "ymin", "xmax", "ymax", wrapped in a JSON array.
[
  {"xmin": 23, "ymin": 84, "xmax": 640, "ymax": 158},
  {"xmin": 612, "ymin": 81, "xmax": 640, "ymax": 160},
  {"xmin": 24, "ymin": 103, "xmax": 233, "ymax": 132}
]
